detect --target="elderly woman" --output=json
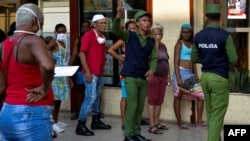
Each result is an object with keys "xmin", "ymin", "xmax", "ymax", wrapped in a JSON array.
[
  {"xmin": 147, "ymin": 23, "xmax": 170, "ymax": 134},
  {"xmin": 0, "ymin": 3, "xmax": 55, "ymax": 141}
]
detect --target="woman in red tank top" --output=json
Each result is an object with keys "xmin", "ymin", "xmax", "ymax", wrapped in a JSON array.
[{"xmin": 0, "ymin": 4, "xmax": 55, "ymax": 141}]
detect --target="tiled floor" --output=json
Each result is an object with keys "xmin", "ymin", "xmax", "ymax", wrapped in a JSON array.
[{"xmin": 54, "ymin": 110, "xmax": 209, "ymax": 141}]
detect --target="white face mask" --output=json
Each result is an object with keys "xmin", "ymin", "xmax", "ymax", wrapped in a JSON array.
[
  {"xmin": 35, "ymin": 29, "xmax": 42, "ymax": 37},
  {"xmin": 93, "ymin": 29, "xmax": 106, "ymax": 44},
  {"xmin": 19, "ymin": 8, "xmax": 42, "ymax": 37},
  {"xmin": 97, "ymin": 37, "xmax": 106, "ymax": 44},
  {"xmin": 56, "ymin": 33, "xmax": 67, "ymax": 41}
]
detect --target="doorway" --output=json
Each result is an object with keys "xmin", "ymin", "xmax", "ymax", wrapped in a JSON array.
[{"xmin": 0, "ymin": 1, "xmax": 20, "ymax": 34}]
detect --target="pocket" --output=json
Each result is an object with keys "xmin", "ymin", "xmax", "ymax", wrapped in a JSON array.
[{"xmin": 12, "ymin": 111, "xmax": 33, "ymax": 132}]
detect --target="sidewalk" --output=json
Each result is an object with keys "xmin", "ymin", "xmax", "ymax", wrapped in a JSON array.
[{"xmin": 54, "ymin": 111, "xmax": 208, "ymax": 141}]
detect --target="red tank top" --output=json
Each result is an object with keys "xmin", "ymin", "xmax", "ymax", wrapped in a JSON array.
[{"xmin": 1, "ymin": 35, "xmax": 53, "ymax": 106}]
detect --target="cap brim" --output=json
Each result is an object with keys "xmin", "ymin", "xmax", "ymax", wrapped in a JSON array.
[
  {"xmin": 136, "ymin": 13, "xmax": 152, "ymax": 22},
  {"xmin": 139, "ymin": 13, "xmax": 152, "ymax": 19}
]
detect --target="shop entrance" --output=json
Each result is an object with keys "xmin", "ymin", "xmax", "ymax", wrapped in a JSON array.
[{"xmin": 0, "ymin": 1, "xmax": 20, "ymax": 34}]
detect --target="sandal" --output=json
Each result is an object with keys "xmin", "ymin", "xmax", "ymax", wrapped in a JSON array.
[
  {"xmin": 178, "ymin": 124, "xmax": 189, "ymax": 130},
  {"xmin": 70, "ymin": 113, "xmax": 79, "ymax": 120},
  {"xmin": 156, "ymin": 123, "xmax": 169, "ymax": 130},
  {"xmin": 148, "ymin": 126, "xmax": 163, "ymax": 134},
  {"xmin": 196, "ymin": 122, "xmax": 207, "ymax": 128}
]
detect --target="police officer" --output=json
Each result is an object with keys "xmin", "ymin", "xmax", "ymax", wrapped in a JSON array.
[{"xmin": 191, "ymin": 4, "xmax": 238, "ymax": 141}]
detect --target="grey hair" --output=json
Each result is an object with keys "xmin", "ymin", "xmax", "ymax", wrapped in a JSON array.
[
  {"xmin": 151, "ymin": 23, "xmax": 164, "ymax": 33},
  {"xmin": 16, "ymin": 3, "xmax": 44, "ymax": 27}
]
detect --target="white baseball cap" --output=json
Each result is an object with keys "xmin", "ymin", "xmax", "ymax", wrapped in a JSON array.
[{"xmin": 92, "ymin": 14, "xmax": 106, "ymax": 22}]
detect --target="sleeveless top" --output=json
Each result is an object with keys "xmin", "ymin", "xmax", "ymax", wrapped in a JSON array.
[
  {"xmin": 180, "ymin": 41, "xmax": 191, "ymax": 60},
  {"xmin": 121, "ymin": 31, "xmax": 155, "ymax": 79},
  {"xmin": 50, "ymin": 42, "xmax": 70, "ymax": 101},
  {"xmin": 194, "ymin": 27, "xmax": 230, "ymax": 78},
  {"xmin": 1, "ymin": 35, "xmax": 53, "ymax": 106},
  {"xmin": 50, "ymin": 41, "xmax": 69, "ymax": 67}
]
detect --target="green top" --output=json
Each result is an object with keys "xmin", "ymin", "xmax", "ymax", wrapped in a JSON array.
[
  {"xmin": 191, "ymin": 23, "xmax": 238, "ymax": 65},
  {"xmin": 111, "ymin": 18, "xmax": 157, "ymax": 71}
]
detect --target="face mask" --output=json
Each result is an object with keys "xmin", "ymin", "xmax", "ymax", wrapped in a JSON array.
[
  {"xmin": 97, "ymin": 37, "xmax": 106, "ymax": 44},
  {"xmin": 19, "ymin": 7, "xmax": 42, "ymax": 36},
  {"xmin": 93, "ymin": 29, "xmax": 106, "ymax": 44},
  {"xmin": 36, "ymin": 29, "xmax": 42, "ymax": 37},
  {"xmin": 56, "ymin": 33, "xmax": 67, "ymax": 41}
]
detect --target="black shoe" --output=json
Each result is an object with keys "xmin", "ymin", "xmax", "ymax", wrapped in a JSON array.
[
  {"xmin": 123, "ymin": 136, "xmax": 137, "ymax": 141},
  {"xmin": 91, "ymin": 114, "xmax": 111, "ymax": 130},
  {"xmin": 134, "ymin": 135, "xmax": 151, "ymax": 141},
  {"xmin": 91, "ymin": 120, "xmax": 111, "ymax": 130},
  {"xmin": 75, "ymin": 120, "xmax": 94, "ymax": 136},
  {"xmin": 121, "ymin": 125, "xmax": 125, "ymax": 130},
  {"xmin": 140, "ymin": 119, "xmax": 149, "ymax": 126}
]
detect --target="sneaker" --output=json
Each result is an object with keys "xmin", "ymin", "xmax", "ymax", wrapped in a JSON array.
[
  {"xmin": 53, "ymin": 124, "xmax": 64, "ymax": 133},
  {"xmin": 57, "ymin": 121, "xmax": 68, "ymax": 128}
]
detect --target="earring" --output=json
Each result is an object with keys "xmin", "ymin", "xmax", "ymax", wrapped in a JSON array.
[{"xmin": 33, "ymin": 26, "xmax": 37, "ymax": 30}]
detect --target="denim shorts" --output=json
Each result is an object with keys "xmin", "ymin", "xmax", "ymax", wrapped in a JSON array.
[
  {"xmin": 172, "ymin": 67, "xmax": 194, "ymax": 88},
  {"xmin": 120, "ymin": 79, "xmax": 127, "ymax": 98},
  {"xmin": 0, "ymin": 103, "xmax": 53, "ymax": 141}
]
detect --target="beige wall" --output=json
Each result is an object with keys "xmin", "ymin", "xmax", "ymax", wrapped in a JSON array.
[{"xmin": 152, "ymin": 0, "xmax": 190, "ymax": 75}]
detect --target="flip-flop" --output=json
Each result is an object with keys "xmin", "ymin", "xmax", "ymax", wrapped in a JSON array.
[
  {"xmin": 178, "ymin": 124, "xmax": 189, "ymax": 130},
  {"xmin": 156, "ymin": 123, "xmax": 169, "ymax": 130},
  {"xmin": 148, "ymin": 126, "xmax": 163, "ymax": 134},
  {"xmin": 70, "ymin": 113, "xmax": 79, "ymax": 120},
  {"xmin": 197, "ymin": 122, "xmax": 207, "ymax": 128}
]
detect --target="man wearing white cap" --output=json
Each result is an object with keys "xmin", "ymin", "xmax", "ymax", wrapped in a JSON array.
[{"xmin": 75, "ymin": 14, "xmax": 111, "ymax": 136}]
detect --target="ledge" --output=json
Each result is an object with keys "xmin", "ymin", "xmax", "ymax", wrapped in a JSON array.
[
  {"xmin": 61, "ymin": 87, "xmax": 250, "ymax": 125},
  {"xmin": 230, "ymin": 92, "xmax": 250, "ymax": 96}
]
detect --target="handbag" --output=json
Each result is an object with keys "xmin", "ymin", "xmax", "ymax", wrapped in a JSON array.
[{"xmin": 183, "ymin": 76, "xmax": 195, "ymax": 92}]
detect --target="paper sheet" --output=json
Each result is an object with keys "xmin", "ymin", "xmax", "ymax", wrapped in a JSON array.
[{"xmin": 54, "ymin": 66, "xmax": 79, "ymax": 77}]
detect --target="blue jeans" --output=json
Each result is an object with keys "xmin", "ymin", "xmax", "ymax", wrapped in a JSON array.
[
  {"xmin": 0, "ymin": 103, "xmax": 53, "ymax": 141},
  {"xmin": 76, "ymin": 71, "xmax": 84, "ymax": 85},
  {"xmin": 78, "ymin": 74, "xmax": 103, "ymax": 121}
]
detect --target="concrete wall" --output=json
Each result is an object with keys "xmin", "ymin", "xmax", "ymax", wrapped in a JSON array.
[
  {"xmin": 40, "ymin": 1, "xmax": 70, "ymax": 36},
  {"xmin": 61, "ymin": 86, "xmax": 202, "ymax": 123},
  {"xmin": 61, "ymin": 88, "xmax": 250, "ymax": 124},
  {"xmin": 101, "ymin": 87, "xmax": 204, "ymax": 123}
]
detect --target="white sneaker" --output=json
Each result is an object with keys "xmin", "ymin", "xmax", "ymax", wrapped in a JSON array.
[
  {"xmin": 53, "ymin": 124, "xmax": 64, "ymax": 133},
  {"xmin": 57, "ymin": 121, "xmax": 68, "ymax": 128}
]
